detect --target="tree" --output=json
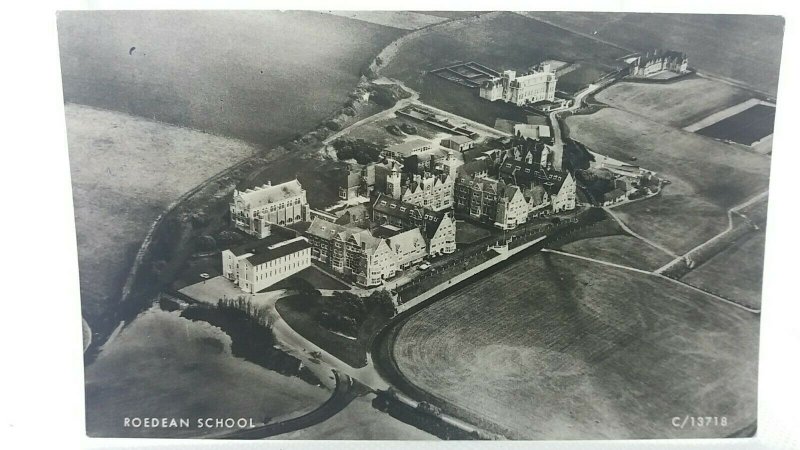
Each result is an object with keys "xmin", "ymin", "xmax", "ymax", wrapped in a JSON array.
[{"xmin": 369, "ymin": 289, "xmax": 395, "ymax": 317}]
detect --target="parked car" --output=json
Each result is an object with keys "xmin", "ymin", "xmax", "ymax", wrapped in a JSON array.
[{"xmin": 417, "ymin": 262, "xmax": 431, "ymax": 271}]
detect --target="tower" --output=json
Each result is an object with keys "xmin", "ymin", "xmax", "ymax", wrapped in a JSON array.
[{"xmin": 387, "ymin": 164, "xmax": 402, "ymax": 199}]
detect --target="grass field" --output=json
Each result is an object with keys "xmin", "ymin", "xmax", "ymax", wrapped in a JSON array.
[
  {"xmin": 682, "ymin": 231, "xmax": 767, "ymax": 308},
  {"xmin": 271, "ymin": 396, "xmax": 436, "ymax": 440},
  {"xmin": 555, "ymin": 235, "xmax": 673, "ymax": 271},
  {"xmin": 65, "ymin": 104, "xmax": 259, "ymax": 330},
  {"xmin": 342, "ymin": 113, "xmax": 453, "ymax": 147},
  {"xmin": 58, "ymin": 10, "xmax": 402, "ymax": 146},
  {"xmin": 529, "ymin": 12, "xmax": 784, "ymax": 97},
  {"xmin": 393, "ymin": 252, "xmax": 758, "ymax": 439},
  {"xmin": 85, "ymin": 307, "xmax": 327, "ymax": 438},
  {"xmin": 595, "ymin": 77, "xmax": 755, "ymax": 128},
  {"xmin": 566, "ymin": 107, "xmax": 771, "ymax": 254},
  {"xmin": 696, "ymin": 104, "xmax": 776, "ymax": 145},
  {"xmin": 267, "ymin": 266, "xmax": 351, "ymax": 291}
]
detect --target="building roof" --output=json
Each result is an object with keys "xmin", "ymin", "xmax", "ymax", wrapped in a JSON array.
[
  {"xmin": 246, "ymin": 237, "xmax": 311, "ymax": 266},
  {"xmin": 305, "ymin": 217, "xmax": 352, "ymax": 240},
  {"xmin": 386, "ymin": 138, "xmax": 432, "ymax": 157},
  {"xmin": 235, "ymin": 179, "xmax": 304, "ymax": 209},
  {"xmin": 372, "ymin": 194, "xmax": 447, "ymax": 240},
  {"xmin": 227, "ymin": 227, "xmax": 297, "ymax": 257},
  {"xmin": 443, "ymin": 135, "xmax": 473, "ymax": 145},
  {"xmin": 386, "ymin": 228, "xmax": 426, "ymax": 255},
  {"xmin": 606, "ymin": 188, "xmax": 627, "ymax": 200},
  {"xmin": 457, "ymin": 158, "xmax": 494, "ymax": 177},
  {"xmin": 525, "ymin": 185, "xmax": 548, "ymax": 206}
]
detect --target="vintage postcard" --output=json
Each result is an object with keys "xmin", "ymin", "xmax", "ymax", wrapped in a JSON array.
[{"xmin": 57, "ymin": 10, "xmax": 783, "ymax": 440}]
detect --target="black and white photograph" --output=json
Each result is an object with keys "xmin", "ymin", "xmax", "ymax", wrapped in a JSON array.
[{"xmin": 5, "ymin": 3, "xmax": 797, "ymax": 447}]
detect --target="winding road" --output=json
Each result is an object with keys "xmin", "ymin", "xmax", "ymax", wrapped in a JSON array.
[{"xmin": 219, "ymin": 371, "xmax": 363, "ymax": 439}]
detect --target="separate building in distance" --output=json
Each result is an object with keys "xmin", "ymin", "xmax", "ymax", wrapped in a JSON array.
[
  {"xmin": 625, "ymin": 49, "xmax": 688, "ymax": 78},
  {"xmin": 221, "ymin": 225, "xmax": 311, "ymax": 294},
  {"xmin": 230, "ymin": 179, "xmax": 309, "ymax": 237},
  {"xmin": 480, "ymin": 63, "xmax": 557, "ymax": 106}
]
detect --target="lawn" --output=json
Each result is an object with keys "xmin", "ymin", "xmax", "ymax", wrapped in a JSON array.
[
  {"xmin": 529, "ymin": 12, "xmax": 785, "ymax": 97},
  {"xmin": 275, "ymin": 294, "xmax": 385, "ymax": 368},
  {"xmin": 267, "ymin": 266, "xmax": 351, "ymax": 292},
  {"xmin": 64, "ymin": 104, "xmax": 259, "ymax": 334},
  {"xmin": 595, "ymin": 77, "xmax": 755, "ymax": 128},
  {"xmin": 696, "ymin": 104, "xmax": 777, "ymax": 145},
  {"xmin": 555, "ymin": 235, "xmax": 673, "ymax": 271},
  {"xmin": 455, "ymin": 221, "xmax": 492, "ymax": 245},
  {"xmin": 566, "ymin": 107, "xmax": 771, "ymax": 254},
  {"xmin": 342, "ymin": 113, "xmax": 455, "ymax": 147},
  {"xmin": 681, "ymin": 231, "xmax": 767, "ymax": 308},
  {"xmin": 58, "ymin": 10, "xmax": 402, "ymax": 145},
  {"xmin": 85, "ymin": 307, "xmax": 328, "ymax": 438},
  {"xmin": 392, "ymin": 252, "xmax": 758, "ymax": 439}
]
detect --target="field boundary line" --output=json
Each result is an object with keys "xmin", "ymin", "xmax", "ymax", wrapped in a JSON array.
[
  {"xmin": 603, "ymin": 207, "xmax": 680, "ymax": 258},
  {"xmin": 541, "ymin": 248, "xmax": 652, "ymax": 275},
  {"xmin": 655, "ymin": 191, "xmax": 768, "ymax": 274},
  {"xmin": 543, "ymin": 249, "xmax": 761, "ymax": 314},
  {"xmin": 653, "ymin": 274, "xmax": 761, "ymax": 314},
  {"xmin": 683, "ymin": 98, "xmax": 776, "ymax": 132}
]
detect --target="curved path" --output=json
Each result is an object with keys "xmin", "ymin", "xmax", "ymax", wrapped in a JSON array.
[{"xmin": 219, "ymin": 371, "xmax": 362, "ymax": 439}]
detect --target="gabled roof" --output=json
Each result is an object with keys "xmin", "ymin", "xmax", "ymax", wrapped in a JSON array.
[
  {"xmin": 372, "ymin": 193, "xmax": 447, "ymax": 240},
  {"xmin": 386, "ymin": 228, "xmax": 426, "ymax": 254},
  {"xmin": 235, "ymin": 179, "xmax": 304, "ymax": 209},
  {"xmin": 306, "ymin": 217, "xmax": 351, "ymax": 240},
  {"xmin": 457, "ymin": 158, "xmax": 493, "ymax": 177}
]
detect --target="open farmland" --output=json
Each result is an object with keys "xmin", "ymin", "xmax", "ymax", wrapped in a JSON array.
[
  {"xmin": 324, "ymin": 11, "xmax": 447, "ymax": 30},
  {"xmin": 58, "ymin": 10, "xmax": 402, "ymax": 146},
  {"xmin": 566, "ymin": 107, "xmax": 771, "ymax": 254},
  {"xmin": 682, "ymin": 232, "xmax": 767, "ymax": 308},
  {"xmin": 271, "ymin": 396, "xmax": 436, "ymax": 440},
  {"xmin": 696, "ymin": 104, "xmax": 776, "ymax": 145},
  {"xmin": 528, "ymin": 12, "xmax": 784, "ymax": 97},
  {"xmin": 555, "ymin": 235, "xmax": 673, "ymax": 271},
  {"xmin": 64, "ymin": 104, "xmax": 259, "ymax": 332},
  {"xmin": 381, "ymin": 12, "xmax": 627, "ymax": 125},
  {"xmin": 392, "ymin": 252, "xmax": 758, "ymax": 439},
  {"xmin": 595, "ymin": 77, "xmax": 755, "ymax": 128},
  {"xmin": 85, "ymin": 307, "xmax": 328, "ymax": 438}
]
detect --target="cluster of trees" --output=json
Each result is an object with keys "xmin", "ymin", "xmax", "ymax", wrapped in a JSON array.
[
  {"xmin": 333, "ymin": 138, "xmax": 384, "ymax": 164},
  {"xmin": 217, "ymin": 296, "xmax": 270, "ymax": 327},
  {"xmin": 369, "ymin": 84, "xmax": 412, "ymax": 108},
  {"xmin": 576, "ymin": 168, "xmax": 616, "ymax": 203},
  {"xmin": 316, "ymin": 290, "xmax": 396, "ymax": 337}
]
